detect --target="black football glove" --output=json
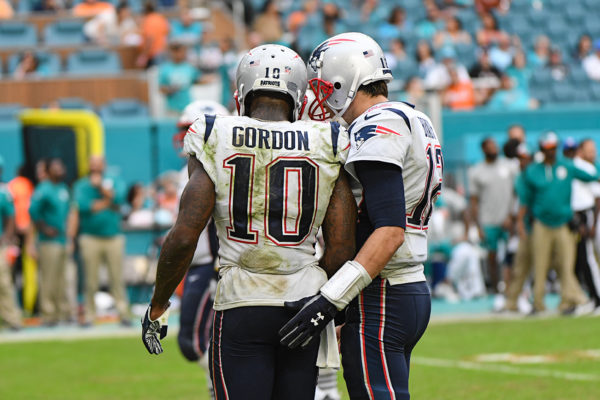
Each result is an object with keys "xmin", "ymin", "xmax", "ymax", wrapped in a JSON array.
[
  {"xmin": 141, "ymin": 304, "xmax": 170, "ymax": 355},
  {"xmin": 279, "ymin": 294, "xmax": 338, "ymax": 350}
]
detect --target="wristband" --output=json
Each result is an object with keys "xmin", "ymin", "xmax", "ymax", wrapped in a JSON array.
[{"xmin": 320, "ymin": 260, "xmax": 372, "ymax": 310}]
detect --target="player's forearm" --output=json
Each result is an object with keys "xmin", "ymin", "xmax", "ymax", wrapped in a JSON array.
[
  {"xmin": 354, "ymin": 226, "xmax": 405, "ymax": 278},
  {"xmin": 319, "ymin": 170, "xmax": 357, "ymax": 277},
  {"xmin": 151, "ymin": 229, "xmax": 197, "ymax": 310}
]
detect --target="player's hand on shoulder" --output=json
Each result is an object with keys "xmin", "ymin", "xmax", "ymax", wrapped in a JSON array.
[
  {"xmin": 141, "ymin": 303, "xmax": 171, "ymax": 355},
  {"xmin": 279, "ymin": 294, "xmax": 337, "ymax": 350}
]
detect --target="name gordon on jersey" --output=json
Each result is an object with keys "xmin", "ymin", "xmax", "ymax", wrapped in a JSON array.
[{"xmin": 232, "ymin": 126, "xmax": 310, "ymax": 151}]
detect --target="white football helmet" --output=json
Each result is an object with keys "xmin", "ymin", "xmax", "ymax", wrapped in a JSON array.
[
  {"xmin": 307, "ymin": 32, "xmax": 393, "ymax": 121},
  {"xmin": 174, "ymin": 100, "xmax": 230, "ymax": 150},
  {"xmin": 235, "ymin": 44, "xmax": 307, "ymax": 121}
]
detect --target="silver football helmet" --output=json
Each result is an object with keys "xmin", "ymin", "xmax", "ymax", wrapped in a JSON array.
[
  {"xmin": 307, "ymin": 32, "xmax": 393, "ymax": 121},
  {"xmin": 235, "ymin": 44, "xmax": 308, "ymax": 121},
  {"xmin": 174, "ymin": 100, "xmax": 230, "ymax": 151}
]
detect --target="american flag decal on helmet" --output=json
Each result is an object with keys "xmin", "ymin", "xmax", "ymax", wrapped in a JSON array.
[
  {"xmin": 249, "ymin": 60, "xmax": 260, "ymax": 66},
  {"xmin": 284, "ymin": 66, "xmax": 291, "ymax": 73},
  {"xmin": 363, "ymin": 50, "xmax": 374, "ymax": 57}
]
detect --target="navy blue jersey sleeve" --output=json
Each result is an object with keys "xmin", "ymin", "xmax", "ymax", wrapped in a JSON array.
[{"xmin": 355, "ymin": 161, "xmax": 406, "ymax": 230}]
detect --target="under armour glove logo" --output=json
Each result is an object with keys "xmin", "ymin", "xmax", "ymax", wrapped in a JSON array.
[
  {"xmin": 311, "ymin": 312, "xmax": 325, "ymax": 326},
  {"xmin": 279, "ymin": 294, "xmax": 338, "ymax": 349}
]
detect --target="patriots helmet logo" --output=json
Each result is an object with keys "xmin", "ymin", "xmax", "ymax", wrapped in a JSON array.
[{"xmin": 308, "ymin": 38, "xmax": 357, "ymax": 73}]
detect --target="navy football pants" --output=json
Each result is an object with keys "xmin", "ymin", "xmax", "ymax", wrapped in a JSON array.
[
  {"xmin": 210, "ymin": 306, "xmax": 320, "ymax": 400},
  {"xmin": 341, "ymin": 279, "xmax": 431, "ymax": 400},
  {"xmin": 177, "ymin": 263, "xmax": 216, "ymax": 361}
]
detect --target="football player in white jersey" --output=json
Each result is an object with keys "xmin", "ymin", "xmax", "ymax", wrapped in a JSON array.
[
  {"xmin": 141, "ymin": 44, "xmax": 356, "ymax": 400},
  {"xmin": 173, "ymin": 100, "xmax": 229, "ymax": 400},
  {"xmin": 280, "ymin": 32, "xmax": 443, "ymax": 400}
]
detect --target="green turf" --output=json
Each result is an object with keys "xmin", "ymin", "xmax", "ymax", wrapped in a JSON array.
[{"xmin": 1, "ymin": 316, "xmax": 599, "ymax": 399}]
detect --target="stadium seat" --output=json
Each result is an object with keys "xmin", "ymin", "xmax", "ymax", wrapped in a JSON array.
[
  {"xmin": 546, "ymin": 16, "xmax": 570, "ymax": 43},
  {"xmin": 54, "ymin": 97, "xmax": 94, "ymax": 110},
  {"xmin": 7, "ymin": 51, "xmax": 61, "ymax": 77},
  {"xmin": 99, "ymin": 99, "xmax": 149, "ymax": 119},
  {"xmin": 0, "ymin": 22, "xmax": 37, "ymax": 48},
  {"xmin": 0, "ymin": 103, "xmax": 23, "ymax": 119},
  {"xmin": 569, "ymin": 66, "xmax": 591, "ymax": 88},
  {"xmin": 44, "ymin": 20, "xmax": 87, "ymax": 47},
  {"xmin": 551, "ymin": 81, "xmax": 577, "ymax": 103},
  {"xmin": 582, "ymin": 0, "xmax": 600, "ymax": 12},
  {"xmin": 590, "ymin": 83, "xmax": 600, "ymax": 101},
  {"xmin": 527, "ymin": 9, "xmax": 550, "ymax": 30},
  {"xmin": 529, "ymin": 69, "xmax": 553, "ymax": 87},
  {"xmin": 546, "ymin": 0, "xmax": 569, "ymax": 11},
  {"xmin": 573, "ymin": 88, "xmax": 592, "ymax": 103},
  {"xmin": 565, "ymin": 4, "xmax": 586, "ymax": 24},
  {"xmin": 66, "ymin": 49, "xmax": 122, "ymax": 75},
  {"xmin": 510, "ymin": 0, "xmax": 532, "ymax": 14},
  {"xmin": 506, "ymin": 15, "xmax": 531, "ymax": 36},
  {"xmin": 583, "ymin": 15, "xmax": 600, "ymax": 37},
  {"xmin": 530, "ymin": 86, "xmax": 553, "ymax": 105}
]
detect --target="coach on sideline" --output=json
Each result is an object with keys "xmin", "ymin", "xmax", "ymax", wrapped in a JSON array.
[
  {"xmin": 520, "ymin": 132, "xmax": 595, "ymax": 315},
  {"xmin": 73, "ymin": 156, "xmax": 130, "ymax": 326}
]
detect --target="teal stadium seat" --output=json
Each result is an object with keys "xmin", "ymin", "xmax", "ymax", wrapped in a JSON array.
[
  {"xmin": 565, "ymin": 4, "xmax": 586, "ymax": 24},
  {"xmin": 0, "ymin": 103, "xmax": 23, "ymax": 119},
  {"xmin": 590, "ymin": 83, "xmax": 600, "ymax": 102},
  {"xmin": 8, "ymin": 51, "xmax": 61, "ymax": 77},
  {"xmin": 510, "ymin": 0, "xmax": 533, "ymax": 14},
  {"xmin": 583, "ymin": 14, "xmax": 600, "ymax": 37},
  {"xmin": 527, "ymin": 9, "xmax": 550, "ymax": 30},
  {"xmin": 545, "ymin": 15, "xmax": 569, "ymax": 44},
  {"xmin": 55, "ymin": 97, "xmax": 94, "ymax": 110},
  {"xmin": 529, "ymin": 68, "xmax": 553, "ymax": 87},
  {"xmin": 0, "ymin": 22, "xmax": 37, "ymax": 48},
  {"xmin": 66, "ymin": 49, "xmax": 122, "ymax": 75},
  {"xmin": 569, "ymin": 66, "xmax": 591, "ymax": 88},
  {"xmin": 99, "ymin": 99, "xmax": 149, "ymax": 119},
  {"xmin": 546, "ymin": 0, "xmax": 569, "ymax": 11},
  {"xmin": 551, "ymin": 81, "xmax": 577, "ymax": 103},
  {"xmin": 44, "ymin": 20, "xmax": 87, "ymax": 47}
]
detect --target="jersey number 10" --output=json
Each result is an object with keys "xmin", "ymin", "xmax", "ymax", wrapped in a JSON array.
[{"xmin": 224, "ymin": 154, "xmax": 319, "ymax": 246}]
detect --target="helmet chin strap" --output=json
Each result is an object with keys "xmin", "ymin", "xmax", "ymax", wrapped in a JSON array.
[{"xmin": 329, "ymin": 69, "xmax": 361, "ymax": 122}]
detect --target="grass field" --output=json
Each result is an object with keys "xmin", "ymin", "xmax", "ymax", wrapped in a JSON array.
[{"xmin": 1, "ymin": 316, "xmax": 599, "ymax": 399}]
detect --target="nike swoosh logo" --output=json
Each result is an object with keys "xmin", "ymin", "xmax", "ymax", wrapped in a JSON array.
[{"xmin": 364, "ymin": 113, "xmax": 381, "ymax": 120}]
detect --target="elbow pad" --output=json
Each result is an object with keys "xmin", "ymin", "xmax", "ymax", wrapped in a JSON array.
[{"xmin": 320, "ymin": 260, "xmax": 372, "ymax": 310}]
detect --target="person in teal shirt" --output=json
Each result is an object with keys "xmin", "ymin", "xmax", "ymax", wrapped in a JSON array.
[
  {"xmin": 521, "ymin": 132, "xmax": 595, "ymax": 314},
  {"xmin": 486, "ymin": 74, "xmax": 531, "ymax": 111},
  {"xmin": 73, "ymin": 156, "xmax": 130, "ymax": 326},
  {"xmin": 29, "ymin": 158, "xmax": 71, "ymax": 325},
  {"xmin": 170, "ymin": 9, "xmax": 203, "ymax": 44},
  {"xmin": 159, "ymin": 42, "xmax": 200, "ymax": 113}
]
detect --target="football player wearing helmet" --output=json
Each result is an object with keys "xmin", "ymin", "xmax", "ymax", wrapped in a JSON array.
[
  {"xmin": 174, "ymin": 100, "xmax": 229, "ymax": 400},
  {"xmin": 280, "ymin": 32, "xmax": 443, "ymax": 400},
  {"xmin": 142, "ymin": 44, "xmax": 356, "ymax": 400}
]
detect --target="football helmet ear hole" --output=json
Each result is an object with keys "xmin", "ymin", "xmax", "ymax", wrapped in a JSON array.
[
  {"xmin": 334, "ymin": 82, "xmax": 341, "ymax": 89},
  {"xmin": 308, "ymin": 78, "xmax": 334, "ymax": 121}
]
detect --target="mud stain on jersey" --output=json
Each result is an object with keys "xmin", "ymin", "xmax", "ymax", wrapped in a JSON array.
[{"xmin": 239, "ymin": 247, "xmax": 290, "ymax": 273}]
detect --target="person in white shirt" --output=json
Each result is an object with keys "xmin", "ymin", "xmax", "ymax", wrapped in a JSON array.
[
  {"xmin": 582, "ymin": 39, "xmax": 600, "ymax": 81},
  {"xmin": 570, "ymin": 139, "xmax": 600, "ymax": 313}
]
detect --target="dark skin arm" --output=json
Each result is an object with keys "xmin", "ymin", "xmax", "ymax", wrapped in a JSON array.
[
  {"xmin": 319, "ymin": 169, "xmax": 357, "ymax": 278},
  {"xmin": 150, "ymin": 157, "xmax": 215, "ymax": 319}
]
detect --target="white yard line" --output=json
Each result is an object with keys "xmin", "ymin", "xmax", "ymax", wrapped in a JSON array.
[{"xmin": 411, "ymin": 356, "xmax": 600, "ymax": 382}]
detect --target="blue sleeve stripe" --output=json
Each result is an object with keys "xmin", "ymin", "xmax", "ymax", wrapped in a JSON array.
[
  {"xmin": 204, "ymin": 115, "xmax": 216, "ymax": 142},
  {"xmin": 330, "ymin": 121, "xmax": 340, "ymax": 156},
  {"xmin": 384, "ymin": 107, "xmax": 411, "ymax": 132}
]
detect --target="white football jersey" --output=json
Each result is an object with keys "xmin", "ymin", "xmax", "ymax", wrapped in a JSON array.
[
  {"xmin": 345, "ymin": 101, "xmax": 443, "ymax": 284},
  {"xmin": 184, "ymin": 114, "xmax": 349, "ymax": 310}
]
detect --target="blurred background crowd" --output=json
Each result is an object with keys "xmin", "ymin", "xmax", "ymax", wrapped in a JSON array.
[{"xmin": 1, "ymin": 0, "xmax": 600, "ymax": 330}]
